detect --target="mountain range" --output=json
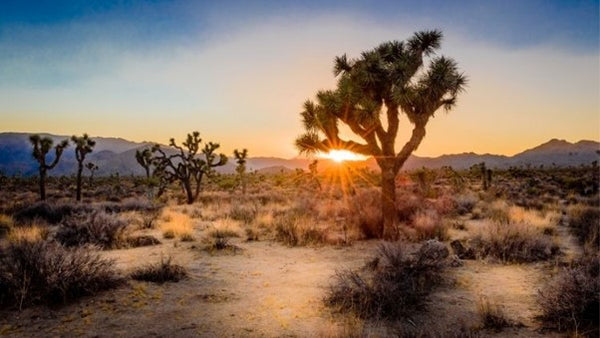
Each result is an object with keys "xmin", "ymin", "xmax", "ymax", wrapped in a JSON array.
[{"xmin": 0, "ymin": 132, "xmax": 598, "ymax": 176}]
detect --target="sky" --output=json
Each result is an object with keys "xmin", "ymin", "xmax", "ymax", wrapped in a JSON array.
[{"xmin": 0, "ymin": 0, "xmax": 598, "ymax": 158}]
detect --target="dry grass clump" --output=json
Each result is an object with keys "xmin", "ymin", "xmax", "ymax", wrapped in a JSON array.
[
  {"xmin": 483, "ymin": 200, "xmax": 511, "ymax": 224},
  {"xmin": 56, "ymin": 211, "xmax": 128, "ymax": 249},
  {"xmin": 477, "ymin": 297, "xmax": 517, "ymax": 331},
  {"xmin": 537, "ymin": 255, "xmax": 599, "ymax": 336},
  {"xmin": 454, "ymin": 193, "xmax": 479, "ymax": 215},
  {"xmin": 274, "ymin": 213, "xmax": 328, "ymax": 247},
  {"xmin": 568, "ymin": 205, "xmax": 599, "ymax": 252},
  {"xmin": 6, "ymin": 224, "xmax": 49, "ymax": 243},
  {"xmin": 409, "ymin": 210, "xmax": 449, "ymax": 241},
  {"xmin": 0, "ymin": 214, "xmax": 13, "ymax": 238},
  {"xmin": 472, "ymin": 222, "xmax": 559, "ymax": 263},
  {"xmin": 126, "ymin": 235, "xmax": 161, "ymax": 247},
  {"xmin": 0, "ymin": 239, "xmax": 122, "ymax": 309},
  {"xmin": 508, "ymin": 206, "xmax": 559, "ymax": 234},
  {"xmin": 347, "ymin": 189, "xmax": 382, "ymax": 239},
  {"xmin": 228, "ymin": 203, "xmax": 258, "ymax": 224},
  {"xmin": 207, "ymin": 218, "xmax": 242, "ymax": 238},
  {"xmin": 325, "ymin": 240, "xmax": 449, "ymax": 320},
  {"xmin": 160, "ymin": 210, "xmax": 195, "ymax": 240},
  {"xmin": 130, "ymin": 257, "xmax": 187, "ymax": 284}
]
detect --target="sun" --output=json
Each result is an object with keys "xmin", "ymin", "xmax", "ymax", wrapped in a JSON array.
[{"xmin": 320, "ymin": 150, "xmax": 367, "ymax": 163}]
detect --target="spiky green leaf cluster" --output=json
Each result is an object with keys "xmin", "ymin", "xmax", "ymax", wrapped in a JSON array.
[{"xmin": 296, "ymin": 30, "xmax": 467, "ymax": 163}]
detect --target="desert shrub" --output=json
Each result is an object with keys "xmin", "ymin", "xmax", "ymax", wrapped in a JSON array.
[
  {"xmin": 162, "ymin": 230, "xmax": 175, "ymax": 239},
  {"xmin": 126, "ymin": 235, "xmax": 161, "ymax": 247},
  {"xmin": 101, "ymin": 199, "xmax": 161, "ymax": 213},
  {"xmin": 274, "ymin": 213, "xmax": 327, "ymax": 246},
  {"xmin": 478, "ymin": 298, "xmax": 516, "ymax": 331},
  {"xmin": 140, "ymin": 210, "xmax": 161, "ymax": 229},
  {"xmin": 325, "ymin": 240, "xmax": 449, "ymax": 320},
  {"xmin": 55, "ymin": 211, "xmax": 128, "ymax": 249},
  {"xmin": 347, "ymin": 189, "xmax": 382, "ymax": 239},
  {"xmin": 396, "ymin": 193, "xmax": 424, "ymax": 223},
  {"xmin": 13, "ymin": 202, "xmax": 91, "ymax": 225},
  {"xmin": 130, "ymin": 257, "xmax": 187, "ymax": 283},
  {"xmin": 472, "ymin": 222, "xmax": 559, "ymax": 263},
  {"xmin": 454, "ymin": 193, "xmax": 478, "ymax": 215},
  {"xmin": 0, "ymin": 240, "xmax": 122, "ymax": 308},
  {"xmin": 537, "ymin": 255, "xmax": 599, "ymax": 336},
  {"xmin": 568, "ymin": 206, "xmax": 599, "ymax": 252},
  {"xmin": 410, "ymin": 210, "xmax": 448, "ymax": 241},
  {"xmin": 229, "ymin": 203, "xmax": 258, "ymax": 224}
]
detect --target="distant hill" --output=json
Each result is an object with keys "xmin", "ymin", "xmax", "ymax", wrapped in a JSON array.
[{"xmin": 0, "ymin": 132, "xmax": 597, "ymax": 176}]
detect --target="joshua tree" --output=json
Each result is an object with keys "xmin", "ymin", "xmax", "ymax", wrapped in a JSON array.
[
  {"xmin": 29, "ymin": 135, "xmax": 69, "ymax": 200},
  {"xmin": 151, "ymin": 131, "xmax": 227, "ymax": 204},
  {"xmin": 296, "ymin": 30, "xmax": 466, "ymax": 238},
  {"xmin": 85, "ymin": 162, "xmax": 99, "ymax": 187},
  {"xmin": 71, "ymin": 134, "xmax": 96, "ymax": 201},
  {"xmin": 135, "ymin": 148, "xmax": 153, "ymax": 178},
  {"xmin": 233, "ymin": 148, "xmax": 248, "ymax": 195},
  {"xmin": 308, "ymin": 159, "xmax": 322, "ymax": 191}
]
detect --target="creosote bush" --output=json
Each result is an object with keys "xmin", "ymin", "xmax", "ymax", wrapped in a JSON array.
[
  {"xmin": 56, "ymin": 211, "xmax": 128, "ymax": 249},
  {"xmin": 0, "ymin": 239, "xmax": 122, "ymax": 308},
  {"xmin": 130, "ymin": 257, "xmax": 187, "ymax": 284},
  {"xmin": 537, "ymin": 255, "xmax": 599, "ymax": 336},
  {"xmin": 325, "ymin": 240, "xmax": 449, "ymax": 320}
]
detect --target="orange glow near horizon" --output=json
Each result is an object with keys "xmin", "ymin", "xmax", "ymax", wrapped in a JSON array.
[{"xmin": 319, "ymin": 150, "xmax": 368, "ymax": 163}]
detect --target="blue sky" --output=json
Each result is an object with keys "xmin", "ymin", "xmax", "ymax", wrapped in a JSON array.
[{"xmin": 1, "ymin": 0, "xmax": 598, "ymax": 157}]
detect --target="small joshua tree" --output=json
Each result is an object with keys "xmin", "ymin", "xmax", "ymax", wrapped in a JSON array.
[
  {"xmin": 72, "ymin": 134, "xmax": 96, "ymax": 201},
  {"xmin": 135, "ymin": 148, "xmax": 153, "ymax": 178},
  {"xmin": 29, "ymin": 135, "xmax": 69, "ymax": 200},
  {"xmin": 308, "ymin": 159, "xmax": 322, "ymax": 191},
  {"xmin": 85, "ymin": 162, "xmax": 99, "ymax": 187},
  {"xmin": 151, "ymin": 132, "xmax": 227, "ymax": 204},
  {"xmin": 233, "ymin": 148, "xmax": 248, "ymax": 195}
]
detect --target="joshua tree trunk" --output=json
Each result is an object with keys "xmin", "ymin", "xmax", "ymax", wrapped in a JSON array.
[
  {"xmin": 76, "ymin": 163, "xmax": 83, "ymax": 201},
  {"xmin": 381, "ymin": 166, "xmax": 397, "ymax": 239},
  {"xmin": 39, "ymin": 167, "xmax": 46, "ymax": 200},
  {"xmin": 183, "ymin": 179, "xmax": 194, "ymax": 204}
]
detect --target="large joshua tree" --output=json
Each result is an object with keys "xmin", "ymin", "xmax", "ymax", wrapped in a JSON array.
[
  {"xmin": 72, "ymin": 134, "xmax": 96, "ymax": 201},
  {"xmin": 151, "ymin": 131, "xmax": 228, "ymax": 204},
  {"xmin": 296, "ymin": 30, "xmax": 466, "ymax": 238},
  {"xmin": 29, "ymin": 135, "xmax": 69, "ymax": 200}
]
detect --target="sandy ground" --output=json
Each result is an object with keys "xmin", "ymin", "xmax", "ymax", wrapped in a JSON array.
[{"xmin": 0, "ymin": 210, "xmax": 570, "ymax": 337}]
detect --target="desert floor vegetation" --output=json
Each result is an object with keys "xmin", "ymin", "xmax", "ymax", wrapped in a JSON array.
[{"xmin": 0, "ymin": 164, "xmax": 597, "ymax": 336}]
